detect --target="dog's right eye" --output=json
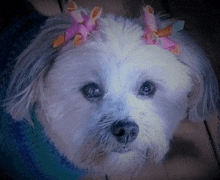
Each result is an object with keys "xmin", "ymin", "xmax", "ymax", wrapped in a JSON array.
[{"xmin": 81, "ymin": 83, "xmax": 103, "ymax": 100}]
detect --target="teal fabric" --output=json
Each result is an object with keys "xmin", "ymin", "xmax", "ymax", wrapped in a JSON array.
[{"xmin": 0, "ymin": 107, "xmax": 85, "ymax": 180}]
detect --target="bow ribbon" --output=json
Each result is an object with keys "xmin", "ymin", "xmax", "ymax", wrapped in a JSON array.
[
  {"xmin": 143, "ymin": 5, "xmax": 183, "ymax": 55},
  {"xmin": 53, "ymin": 1, "xmax": 102, "ymax": 48}
]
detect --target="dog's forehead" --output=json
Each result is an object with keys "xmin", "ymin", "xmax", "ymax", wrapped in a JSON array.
[
  {"xmin": 57, "ymin": 16, "xmax": 191, "ymax": 93},
  {"xmin": 100, "ymin": 45, "xmax": 191, "ymax": 92}
]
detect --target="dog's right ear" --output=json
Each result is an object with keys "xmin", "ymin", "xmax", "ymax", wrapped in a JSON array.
[{"xmin": 4, "ymin": 15, "xmax": 73, "ymax": 125}]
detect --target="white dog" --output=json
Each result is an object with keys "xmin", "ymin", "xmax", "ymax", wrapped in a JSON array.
[{"xmin": 4, "ymin": 1, "xmax": 219, "ymax": 179}]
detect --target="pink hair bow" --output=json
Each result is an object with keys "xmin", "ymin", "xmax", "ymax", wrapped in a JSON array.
[
  {"xmin": 53, "ymin": 1, "xmax": 102, "ymax": 48},
  {"xmin": 143, "ymin": 5, "xmax": 183, "ymax": 55}
]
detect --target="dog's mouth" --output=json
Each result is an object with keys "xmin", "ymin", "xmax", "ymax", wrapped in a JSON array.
[{"xmin": 111, "ymin": 146, "xmax": 131, "ymax": 154}]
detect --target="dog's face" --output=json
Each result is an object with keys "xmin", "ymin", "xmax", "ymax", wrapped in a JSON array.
[
  {"xmin": 40, "ymin": 17, "xmax": 192, "ymax": 174},
  {"xmin": 5, "ymin": 11, "xmax": 218, "ymax": 178}
]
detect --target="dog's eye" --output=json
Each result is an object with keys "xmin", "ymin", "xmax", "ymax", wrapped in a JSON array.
[
  {"xmin": 81, "ymin": 83, "xmax": 103, "ymax": 100},
  {"xmin": 139, "ymin": 81, "xmax": 156, "ymax": 96}
]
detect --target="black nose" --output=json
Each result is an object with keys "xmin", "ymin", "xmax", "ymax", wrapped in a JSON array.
[{"xmin": 111, "ymin": 120, "xmax": 139, "ymax": 143}]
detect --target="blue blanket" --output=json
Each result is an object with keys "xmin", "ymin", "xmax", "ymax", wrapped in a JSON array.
[{"xmin": 0, "ymin": 11, "xmax": 85, "ymax": 180}]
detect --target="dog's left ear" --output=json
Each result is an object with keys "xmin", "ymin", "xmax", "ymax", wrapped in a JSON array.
[
  {"xmin": 147, "ymin": 8, "xmax": 219, "ymax": 122},
  {"xmin": 177, "ymin": 33, "xmax": 219, "ymax": 122}
]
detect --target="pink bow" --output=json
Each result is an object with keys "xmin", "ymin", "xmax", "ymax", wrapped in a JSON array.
[
  {"xmin": 143, "ymin": 5, "xmax": 181, "ymax": 55},
  {"xmin": 53, "ymin": 1, "xmax": 102, "ymax": 48}
]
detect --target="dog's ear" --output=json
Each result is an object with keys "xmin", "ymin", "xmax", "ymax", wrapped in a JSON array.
[
  {"xmin": 4, "ymin": 15, "xmax": 72, "ymax": 124},
  {"xmin": 188, "ymin": 63, "xmax": 219, "ymax": 122},
  {"xmin": 176, "ymin": 32, "xmax": 219, "ymax": 122}
]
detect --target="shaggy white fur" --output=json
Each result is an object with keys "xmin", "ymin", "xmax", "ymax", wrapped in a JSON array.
[{"xmin": 5, "ymin": 6, "xmax": 219, "ymax": 180}]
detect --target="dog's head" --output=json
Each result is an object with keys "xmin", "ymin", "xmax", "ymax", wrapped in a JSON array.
[{"xmin": 4, "ymin": 4, "xmax": 219, "ymax": 176}]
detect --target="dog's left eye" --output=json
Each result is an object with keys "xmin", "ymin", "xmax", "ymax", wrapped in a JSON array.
[
  {"xmin": 139, "ymin": 81, "xmax": 156, "ymax": 96},
  {"xmin": 81, "ymin": 83, "xmax": 103, "ymax": 100}
]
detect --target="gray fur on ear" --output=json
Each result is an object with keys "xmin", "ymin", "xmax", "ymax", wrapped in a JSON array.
[
  {"xmin": 4, "ymin": 14, "xmax": 73, "ymax": 124},
  {"xmin": 173, "ymin": 31, "xmax": 219, "ymax": 122}
]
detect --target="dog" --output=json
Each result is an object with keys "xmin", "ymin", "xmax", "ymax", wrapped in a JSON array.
[{"xmin": 3, "ymin": 1, "xmax": 219, "ymax": 179}]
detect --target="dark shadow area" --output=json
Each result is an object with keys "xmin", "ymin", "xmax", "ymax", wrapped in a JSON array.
[
  {"xmin": 0, "ymin": 0, "xmax": 36, "ymax": 33},
  {"xmin": 166, "ymin": 136, "xmax": 200, "ymax": 160}
]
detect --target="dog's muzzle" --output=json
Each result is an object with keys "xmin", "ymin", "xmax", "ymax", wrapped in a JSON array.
[{"xmin": 110, "ymin": 120, "xmax": 139, "ymax": 144}]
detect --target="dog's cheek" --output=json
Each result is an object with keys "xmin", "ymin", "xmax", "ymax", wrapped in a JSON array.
[
  {"xmin": 45, "ymin": 96, "xmax": 93, "ymax": 134},
  {"xmin": 40, "ymin": 81, "xmax": 99, "ymax": 158}
]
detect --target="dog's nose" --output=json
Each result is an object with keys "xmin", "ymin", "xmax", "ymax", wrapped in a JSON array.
[{"xmin": 111, "ymin": 120, "xmax": 139, "ymax": 143}]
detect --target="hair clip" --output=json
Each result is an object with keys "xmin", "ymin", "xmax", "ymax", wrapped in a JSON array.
[
  {"xmin": 53, "ymin": 1, "xmax": 102, "ymax": 48},
  {"xmin": 143, "ymin": 5, "xmax": 184, "ymax": 55}
]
